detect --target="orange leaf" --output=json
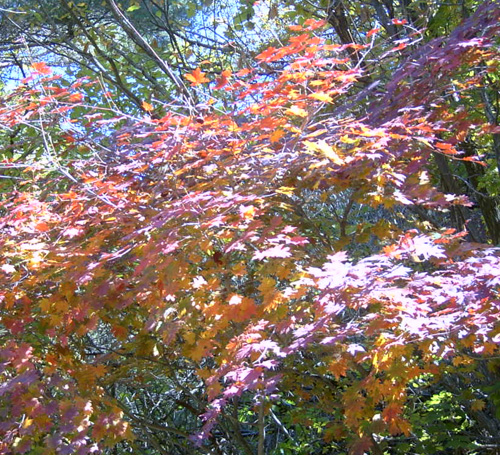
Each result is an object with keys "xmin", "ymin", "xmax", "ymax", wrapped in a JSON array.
[
  {"xmin": 142, "ymin": 101, "xmax": 154, "ymax": 112},
  {"xmin": 240, "ymin": 205, "xmax": 257, "ymax": 220},
  {"xmin": 68, "ymin": 93, "xmax": 83, "ymax": 102},
  {"xmin": 270, "ymin": 129, "xmax": 286, "ymax": 143},
  {"xmin": 256, "ymin": 47, "xmax": 278, "ymax": 62},
  {"xmin": 303, "ymin": 19, "xmax": 326, "ymax": 30},
  {"xmin": 35, "ymin": 221, "xmax": 50, "ymax": 232},
  {"xmin": 463, "ymin": 156, "xmax": 486, "ymax": 165},
  {"xmin": 328, "ymin": 357, "xmax": 349, "ymax": 379},
  {"xmin": 236, "ymin": 68, "xmax": 252, "ymax": 77},
  {"xmin": 382, "ymin": 402, "xmax": 403, "ymax": 424},
  {"xmin": 184, "ymin": 68, "xmax": 210, "ymax": 86},
  {"xmin": 435, "ymin": 142, "xmax": 458, "ymax": 154},
  {"xmin": 31, "ymin": 62, "xmax": 52, "ymax": 75}
]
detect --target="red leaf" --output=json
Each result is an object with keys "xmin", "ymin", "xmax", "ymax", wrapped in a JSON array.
[
  {"xmin": 391, "ymin": 42, "xmax": 407, "ymax": 52},
  {"xmin": 367, "ymin": 28, "xmax": 381, "ymax": 38},
  {"xmin": 391, "ymin": 18, "xmax": 408, "ymax": 25},
  {"xmin": 214, "ymin": 69, "xmax": 232, "ymax": 89}
]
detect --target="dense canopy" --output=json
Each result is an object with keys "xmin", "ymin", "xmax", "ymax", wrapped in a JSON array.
[{"xmin": 1, "ymin": 1, "xmax": 500, "ymax": 454}]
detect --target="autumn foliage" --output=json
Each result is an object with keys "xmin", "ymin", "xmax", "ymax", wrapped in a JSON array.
[{"xmin": 1, "ymin": 4, "xmax": 500, "ymax": 454}]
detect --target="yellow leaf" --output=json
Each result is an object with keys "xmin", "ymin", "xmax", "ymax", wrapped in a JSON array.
[
  {"xmin": 309, "ymin": 92, "xmax": 333, "ymax": 103},
  {"xmin": 305, "ymin": 128, "xmax": 328, "ymax": 138},
  {"xmin": 22, "ymin": 418, "xmax": 33, "ymax": 429},
  {"xmin": 184, "ymin": 331, "xmax": 196, "ymax": 344},
  {"xmin": 303, "ymin": 140, "xmax": 344, "ymax": 165},
  {"xmin": 54, "ymin": 300, "xmax": 69, "ymax": 313},
  {"xmin": 258, "ymin": 277, "xmax": 276, "ymax": 295},
  {"xmin": 275, "ymin": 264, "xmax": 291, "ymax": 280},
  {"xmin": 286, "ymin": 105, "xmax": 308, "ymax": 117},
  {"xmin": 49, "ymin": 314, "xmax": 63, "ymax": 326},
  {"xmin": 372, "ymin": 350, "xmax": 391, "ymax": 372},
  {"xmin": 276, "ymin": 186, "xmax": 295, "ymax": 196},
  {"xmin": 340, "ymin": 135, "xmax": 357, "ymax": 144},
  {"xmin": 232, "ymin": 262, "xmax": 246, "ymax": 276},
  {"xmin": 39, "ymin": 298, "xmax": 52, "ymax": 313}
]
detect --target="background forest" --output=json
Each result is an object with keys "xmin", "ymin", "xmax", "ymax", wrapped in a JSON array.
[{"xmin": 1, "ymin": 0, "xmax": 500, "ymax": 454}]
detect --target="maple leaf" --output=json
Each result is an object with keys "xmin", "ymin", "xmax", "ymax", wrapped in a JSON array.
[
  {"xmin": 405, "ymin": 235, "xmax": 446, "ymax": 261},
  {"xmin": 308, "ymin": 92, "xmax": 333, "ymax": 103},
  {"xmin": 470, "ymin": 399, "xmax": 486, "ymax": 411},
  {"xmin": 142, "ymin": 101, "xmax": 154, "ymax": 112},
  {"xmin": 62, "ymin": 227, "xmax": 84, "ymax": 238},
  {"xmin": 286, "ymin": 106, "xmax": 308, "ymax": 117},
  {"xmin": 1, "ymin": 263, "xmax": 16, "ymax": 274},
  {"xmin": 239, "ymin": 205, "xmax": 257, "ymax": 220},
  {"xmin": 303, "ymin": 19, "xmax": 326, "ymax": 30},
  {"xmin": 256, "ymin": 47, "xmax": 278, "ymax": 62},
  {"xmin": 367, "ymin": 27, "xmax": 381, "ymax": 37},
  {"xmin": 349, "ymin": 435, "xmax": 373, "ymax": 455},
  {"xmin": 252, "ymin": 245, "xmax": 292, "ymax": 260},
  {"xmin": 68, "ymin": 92, "xmax": 83, "ymax": 102},
  {"xmin": 303, "ymin": 139, "xmax": 344, "ymax": 165},
  {"xmin": 214, "ymin": 69, "xmax": 231, "ymax": 89},
  {"xmin": 270, "ymin": 129, "xmax": 286, "ymax": 143},
  {"xmin": 31, "ymin": 62, "xmax": 52, "ymax": 75},
  {"xmin": 382, "ymin": 402, "xmax": 402, "ymax": 424},
  {"xmin": 329, "ymin": 357, "xmax": 349, "ymax": 379},
  {"xmin": 2, "ymin": 6, "xmax": 500, "ymax": 453},
  {"xmin": 184, "ymin": 68, "xmax": 210, "ymax": 86},
  {"xmin": 390, "ymin": 42, "xmax": 407, "ymax": 52}
]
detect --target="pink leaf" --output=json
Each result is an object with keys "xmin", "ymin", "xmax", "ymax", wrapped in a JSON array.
[{"xmin": 253, "ymin": 245, "xmax": 291, "ymax": 260}]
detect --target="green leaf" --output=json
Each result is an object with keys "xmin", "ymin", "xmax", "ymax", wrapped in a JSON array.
[{"xmin": 127, "ymin": 3, "xmax": 140, "ymax": 12}]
